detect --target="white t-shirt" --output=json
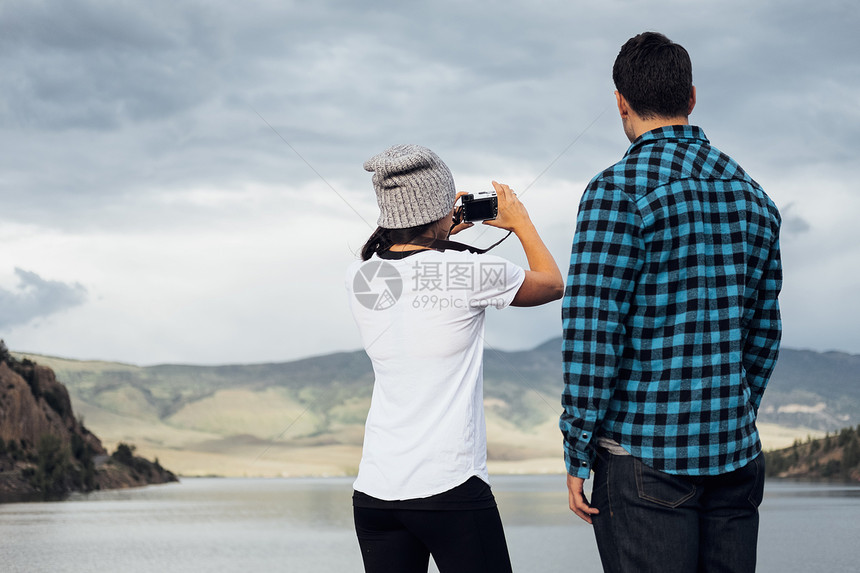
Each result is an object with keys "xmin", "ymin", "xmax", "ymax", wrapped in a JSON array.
[{"xmin": 345, "ymin": 249, "xmax": 526, "ymax": 500}]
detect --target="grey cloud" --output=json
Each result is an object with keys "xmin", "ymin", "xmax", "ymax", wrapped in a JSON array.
[
  {"xmin": 691, "ymin": 3, "xmax": 860, "ymax": 170},
  {"xmin": 780, "ymin": 203, "xmax": 812, "ymax": 235},
  {"xmin": 0, "ymin": 268, "xmax": 88, "ymax": 329},
  {"xmin": 1, "ymin": 0, "xmax": 858, "ymax": 233},
  {"xmin": 783, "ymin": 216, "xmax": 811, "ymax": 235},
  {"xmin": 0, "ymin": 2, "xmax": 218, "ymax": 130}
]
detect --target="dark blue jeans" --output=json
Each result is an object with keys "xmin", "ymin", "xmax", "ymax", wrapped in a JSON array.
[{"xmin": 590, "ymin": 451, "xmax": 765, "ymax": 573}]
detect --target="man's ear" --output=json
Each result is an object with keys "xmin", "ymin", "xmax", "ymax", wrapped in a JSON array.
[
  {"xmin": 615, "ymin": 91, "xmax": 629, "ymax": 118},
  {"xmin": 687, "ymin": 86, "xmax": 697, "ymax": 116}
]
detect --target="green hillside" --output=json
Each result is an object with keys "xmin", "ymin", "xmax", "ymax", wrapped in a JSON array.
[
  {"xmin": 13, "ymin": 340, "xmax": 858, "ymax": 477},
  {"xmin": 765, "ymin": 425, "xmax": 860, "ymax": 482}
]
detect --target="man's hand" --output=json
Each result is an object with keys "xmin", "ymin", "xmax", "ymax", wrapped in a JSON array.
[{"xmin": 567, "ymin": 474, "xmax": 600, "ymax": 524}]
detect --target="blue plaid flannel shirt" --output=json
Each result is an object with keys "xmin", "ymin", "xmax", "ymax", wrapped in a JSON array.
[{"xmin": 560, "ymin": 125, "xmax": 782, "ymax": 478}]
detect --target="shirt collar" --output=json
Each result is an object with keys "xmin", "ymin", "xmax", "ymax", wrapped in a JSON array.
[{"xmin": 625, "ymin": 125, "xmax": 708, "ymax": 156}]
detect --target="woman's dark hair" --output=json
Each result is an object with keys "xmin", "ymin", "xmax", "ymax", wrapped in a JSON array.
[
  {"xmin": 612, "ymin": 32, "xmax": 693, "ymax": 120},
  {"xmin": 361, "ymin": 222, "xmax": 437, "ymax": 261}
]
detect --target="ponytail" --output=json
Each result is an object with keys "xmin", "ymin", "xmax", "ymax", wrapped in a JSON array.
[{"xmin": 361, "ymin": 222, "xmax": 437, "ymax": 261}]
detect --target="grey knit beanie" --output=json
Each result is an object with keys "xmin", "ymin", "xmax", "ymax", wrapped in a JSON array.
[{"xmin": 363, "ymin": 144, "xmax": 456, "ymax": 229}]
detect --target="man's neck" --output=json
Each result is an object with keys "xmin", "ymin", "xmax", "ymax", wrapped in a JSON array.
[
  {"xmin": 616, "ymin": 88, "xmax": 696, "ymax": 143},
  {"xmin": 628, "ymin": 115, "xmax": 689, "ymax": 141}
]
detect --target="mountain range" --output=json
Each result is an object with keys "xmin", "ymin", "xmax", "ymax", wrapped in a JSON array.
[{"xmin": 14, "ymin": 338, "xmax": 859, "ymax": 478}]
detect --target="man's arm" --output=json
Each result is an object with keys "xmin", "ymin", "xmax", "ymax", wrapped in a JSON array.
[
  {"xmin": 743, "ymin": 236, "xmax": 783, "ymax": 411},
  {"xmin": 560, "ymin": 181, "xmax": 643, "ymax": 481}
]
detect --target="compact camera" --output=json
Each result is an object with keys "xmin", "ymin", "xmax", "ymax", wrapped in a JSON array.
[{"xmin": 457, "ymin": 191, "xmax": 498, "ymax": 223}]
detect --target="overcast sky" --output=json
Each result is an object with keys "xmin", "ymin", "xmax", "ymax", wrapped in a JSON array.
[{"xmin": 2, "ymin": 0, "xmax": 858, "ymax": 365}]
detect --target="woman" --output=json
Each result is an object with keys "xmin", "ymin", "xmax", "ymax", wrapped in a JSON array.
[{"xmin": 346, "ymin": 144, "xmax": 563, "ymax": 572}]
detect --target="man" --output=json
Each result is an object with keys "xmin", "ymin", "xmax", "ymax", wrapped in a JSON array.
[{"xmin": 560, "ymin": 32, "xmax": 782, "ymax": 573}]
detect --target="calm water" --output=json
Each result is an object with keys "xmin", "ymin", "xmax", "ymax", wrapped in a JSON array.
[{"xmin": 1, "ymin": 476, "xmax": 858, "ymax": 572}]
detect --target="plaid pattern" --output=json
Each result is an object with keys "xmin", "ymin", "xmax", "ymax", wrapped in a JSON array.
[{"xmin": 560, "ymin": 125, "xmax": 782, "ymax": 478}]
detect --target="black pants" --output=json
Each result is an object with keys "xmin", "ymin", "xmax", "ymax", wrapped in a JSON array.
[{"xmin": 353, "ymin": 505, "xmax": 513, "ymax": 573}]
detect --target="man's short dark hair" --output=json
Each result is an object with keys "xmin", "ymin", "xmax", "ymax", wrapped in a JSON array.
[{"xmin": 612, "ymin": 32, "xmax": 693, "ymax": 119}]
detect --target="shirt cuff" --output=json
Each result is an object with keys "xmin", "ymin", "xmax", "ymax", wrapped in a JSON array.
[{"xmin": 564, "ymin": 444, "xmax": 592, "ymax": 479}]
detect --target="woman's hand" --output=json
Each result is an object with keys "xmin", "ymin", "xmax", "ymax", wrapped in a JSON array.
[
  {"xmin": 484, "ymin": 181, "xmax": 531, "ymax": 233},
  {"xmin": 449, "ymin": 191, "xmax": 475, "ymax": 235}
]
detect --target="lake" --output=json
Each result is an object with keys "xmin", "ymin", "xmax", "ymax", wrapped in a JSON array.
[{"xmin": 1, "ymin": 475, "xmax": 858, "ymax": 572}]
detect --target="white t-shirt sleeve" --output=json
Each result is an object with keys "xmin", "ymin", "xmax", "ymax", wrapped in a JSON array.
[{"xmin": 466, "ymin": 253, "xmax": 525, "ymax": 310}]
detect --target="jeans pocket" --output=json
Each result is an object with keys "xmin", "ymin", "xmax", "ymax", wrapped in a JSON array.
[
  {"xmin": 634, "ymin": 458, "xmax": 696, "ymax": 508},
  {"xmin": 747, "ymin": 453, "xmax": 766, "ymax": 508}
]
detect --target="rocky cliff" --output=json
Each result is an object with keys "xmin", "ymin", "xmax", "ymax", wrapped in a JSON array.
[{"xmin": 0, "ymin": 341, "xmax": 177, "ymax": 501}]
